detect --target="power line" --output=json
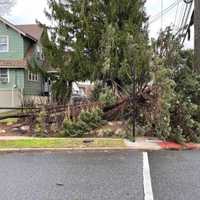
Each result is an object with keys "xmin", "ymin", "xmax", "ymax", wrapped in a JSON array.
[
  {"xmin": 161, "ymin": 0, "xmax": 163, "ymax": 30},
  {"xmin": 149, "ymin": 0, "xmax": 182, "ymax": 25},
  {"xmin": 176, "ymin": 1, "xmax": 193, "ymax": 32},
  {"xmin": 181, "ymin": 1, "xmax": 194, "ymax": 44},
  {"xmin": 183, "ymin": 2, "xmax": 193, "ymax": 31},
  {"xmin": 174, "ymin": 0, "xmax": 181, "ymax": 26},
  {"xmin": 177, "ymin": 2, "xmax": 186, "ymax": 30},
  {"xmin": 173, "ymin": 0, "xmax": 194, "ymax": 44},
  {"xmin": 179, "ymin": 3, "xmax": 189, "ymax": 31},
  {"xmin": 150, "ymin": 0, "xmax": 181, "ymax": 23}
]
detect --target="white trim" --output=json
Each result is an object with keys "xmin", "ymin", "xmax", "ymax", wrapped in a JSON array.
[
  {"xmin": 0, "ymin": 16, "xmax": 25, "ymax": 36},
  {"xmin": 28, "ymin": 70, "xmax": 39, "ymax": 82},
  {"xmin": 0, "ymin": 35, "xmax": 9, "ymax": 53},
  {"xmin": 0, "ymin": 16, "xmax": 37, "ymax": 42},
  {"xmin": 143, "ymin": 152, "xmax": 154, "ymax": 200}
]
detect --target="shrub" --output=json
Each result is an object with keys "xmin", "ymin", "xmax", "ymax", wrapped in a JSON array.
[
  {"xmin": 90, "ymin": 83, "xmax": 104, "ymax": 101},
  {"xmin": 99, "ymin": 88, "xmax": 117, "ymax": 107},
  {"xmin": 170, "ymin": 96, "xmax": 200, "ymax": 143},
  {"xmin": 63, "ymin": 118, "xmax": 85, "ymax": 137},
  {"xmin": 146, "ymin": 61, "xmax": 200, "ymax": 143},
  {"xmin": 34, "ymin": 108, "xmax": 47, "ymax": 137},
  {"xmin": 62, "ymin": 107, "xmax": 104, "ymax": 137}
]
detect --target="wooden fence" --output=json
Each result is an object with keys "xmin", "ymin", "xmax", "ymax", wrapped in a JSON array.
[
  {"xmin": 0, "ymin": 97, "xmax": 128, "ymax": 122},
  {"xmin": 0, "ymin": 101, "xmax": 102, "ymax": 121}
]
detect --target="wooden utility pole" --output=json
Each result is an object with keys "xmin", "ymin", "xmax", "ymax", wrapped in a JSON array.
[
  {"xmin": 194, "ymin": 0, "xmax": 200, "ymax": 72},
  {"xmin": 131, "ymin": 64, "xmax": 136, "ymax": 142}
]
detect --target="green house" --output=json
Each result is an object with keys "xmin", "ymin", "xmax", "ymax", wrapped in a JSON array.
[{"xmin": 0, "ymin": 16, "xmax": 47, "ymax": 107}]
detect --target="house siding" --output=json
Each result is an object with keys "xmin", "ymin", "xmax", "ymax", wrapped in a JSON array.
[
  {"xmin": 0, "ymin": 68, "xmax": 24, "ymax": 90},
  {"xmin": 0, "ymin": 69, "xmax": 24, "ymax": 107},
  {"xmin": 0, "ymin": 90, "xmax": 22, "ymax": 107},
  {"xmin": 0, "ymin": 18, "xmax": 45, "ymax": 107},
  {"xmin": 0, "ymin": 21, "xmax": 24, "ymax": 60},
  {"xmin": 24, "ymin": 69, "xmax": 43, "ymax": 96}
]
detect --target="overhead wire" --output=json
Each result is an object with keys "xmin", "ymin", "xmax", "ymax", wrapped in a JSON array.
[
  {"xmin": 174, "ymin": 0, "xmax": 181, "ymax": 27},
  {"xmin": 161, "ymin": 0, "xmax": 163, "ymax": 30},
  {"xmin": 175, "ymin": 1, "xmax": 193, "ymax": 32},
  {"xmin": 183, "ymin": 2, "xmax": 193, "ymax": 31},
  {"xmin": 181, "ymin": 1, "xmax": 194, "ymax": 44},
  {"xmin": 148, "ymin": 0, "xmax": 194, "ymax": 45},
  {"xmin": 179, "ymin": 3, "xmax": 189, "ymax": 33},
  {"xmin": 149, "ymin": 0, "xmax": 182, "ymax": 25},
  {"xmin": 177, "ymin": 2, "xmax": 186, "ymax": 30}
]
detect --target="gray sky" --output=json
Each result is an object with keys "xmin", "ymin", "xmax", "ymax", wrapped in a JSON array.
[{"xmin": 4, "ymin": 0, "xmax": 194, "ymax": 48}]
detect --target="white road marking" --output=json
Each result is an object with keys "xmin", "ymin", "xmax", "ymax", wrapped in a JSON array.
[{"xmin": 143, "ymin": 152, "xmax": 154, "ymax": 200}]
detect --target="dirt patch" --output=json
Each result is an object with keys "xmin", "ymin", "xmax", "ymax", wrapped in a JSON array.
[
  {"xmin": 88, "ymin": 121, "xmax": 129, "ymax": 138},
  {"xmin": 0, "ymin": 123, "xmax": 30, "ymax": 137}
]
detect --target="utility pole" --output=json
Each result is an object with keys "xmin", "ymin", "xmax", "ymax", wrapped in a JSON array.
[
  {"xmin": 131, "ymin": 64, "xmax": 136, "ymax": 142},
  {"xmin": 161, "ymin": 0, "xmax": 163, "ymax": 30},
  {"xmin": 194, "ymin": 0, "xmax": 200, "ymax": 72}
]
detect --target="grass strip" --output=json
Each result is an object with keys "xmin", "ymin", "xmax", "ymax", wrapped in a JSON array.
[{"xmin": 0, "ymin": 138, "xmax": 126, "ymax": 149}]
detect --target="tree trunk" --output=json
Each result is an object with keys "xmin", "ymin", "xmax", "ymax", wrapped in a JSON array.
[{"xmin": 194, "ymin": 0, "xmax": 200, "ymax": 72}]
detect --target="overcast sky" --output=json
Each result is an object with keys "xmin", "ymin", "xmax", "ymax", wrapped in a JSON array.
[{"xmin": 4, "ymin": 0, "xmax": 194, "ymax": 48}]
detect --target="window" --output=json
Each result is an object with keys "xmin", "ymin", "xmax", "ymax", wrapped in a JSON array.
[
  {"xmin": 0, "ymin": 36, "xmax": 9, "ymax": 52},
  {"xmin": 28, "ymin": 70, "xmax": 38, "ymax": 81},
  {"xmin": 36, "ymin": 45, "xmax": 44, "ymax": 60},
  {"xmin": 0, "ymin": 68, "xmax": 9, "ymax": 83}
]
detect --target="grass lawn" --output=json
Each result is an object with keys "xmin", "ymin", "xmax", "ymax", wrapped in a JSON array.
[{"xmin": 0, "ymin": 138, "xmax": 126, "ymax": 149}]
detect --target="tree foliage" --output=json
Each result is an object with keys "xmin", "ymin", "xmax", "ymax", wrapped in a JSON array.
[
  {"xmin": 42, "ymin": 0, "xmax": 150, "ymax": 103},
  {"xmin": 148, "ymin": 27, "xmax": 200, "ymax": 143},
  {"xmin": 41, "ymin": 2, "xmax": 200, "ymax": 143}
]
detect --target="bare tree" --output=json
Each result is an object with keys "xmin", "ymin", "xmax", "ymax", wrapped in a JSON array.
[{"xmin": 0, "ymin": 0, "xmax": 16, "ymax": 15}]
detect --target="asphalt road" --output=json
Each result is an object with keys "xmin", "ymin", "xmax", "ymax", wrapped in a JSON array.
[
  {"xmin": 0, "ymin": 151, "xmax": 143, "ymax": 200},
  {"xmin": 149, "ymin": 151, "xmax": 200, "ymax": 200},
  {"xmin": 0, "ymin": 150, "xmax": 200, "ymax": 200}
]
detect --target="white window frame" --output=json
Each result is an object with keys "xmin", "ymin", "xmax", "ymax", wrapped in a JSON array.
[
  {"xmin": 28, "ymin": 70, "xmax": 39, "ymax": 82},
  {"xmin": 0, "ymin": 68, "xmax": 9, "ymax": 83},
  {"xmin": 36, "ymin": 44, "xmax": 44, "ymax": 60},
  {"xmin": 0, "ymin": 35, "xmax": 9, "ymax": 53}
]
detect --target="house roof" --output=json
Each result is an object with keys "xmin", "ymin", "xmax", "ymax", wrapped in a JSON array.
[
  {"xmin": 16, "ymin": 24, "xmax": 43, "ymax": 41},
  {"xmin": 0, "ymin": 17, "xmax": 44, "ymax": 68},
  {"xmin": 0, "ymin": 16, "xmax": 42, "ymax": 42}
]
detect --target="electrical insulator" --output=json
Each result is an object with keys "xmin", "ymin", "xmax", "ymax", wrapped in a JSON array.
[{"xmin": 183, "ymin": 0, "xmax": 193, "ymax": 4}]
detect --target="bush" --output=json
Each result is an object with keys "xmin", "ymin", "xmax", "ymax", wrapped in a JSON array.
[
  {"xmin": 99, "ymin": 88, "xmax": 117, "ymax": 107},
  {"xmin": 34, "ymin": 108, "xmax": 47, "ymax": 137},
  {"xmin": 146, "ymin": 61, "xmax": 200, "ymax": 143},
  {"xmin": 63, "ymin": 118, "xmax": 85, "ymax": 137},
  {"xmin": 170, "ymin": 96, "xmax": 200, "ymax": 143},
  {"xmin": 90, "ymin": 83, "xmax": 104, "ymax": 101},
  {"xmin": 62, "ymin": 107, "xmax": 104, "ymax": 137}
]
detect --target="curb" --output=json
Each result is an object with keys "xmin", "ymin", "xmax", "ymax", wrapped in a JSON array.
[
  {"xmin": 0, "ymin": 147, "xmax": 135, "ymax": 153},
  {"xmin": 157, "ymin": 141, "xmax": 200, "ymax": 150}
]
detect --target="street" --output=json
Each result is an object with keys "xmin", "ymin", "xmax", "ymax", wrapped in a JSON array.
[{"xmin": 0, "ymin": 150, "xmax": 199, "ymax": 200}]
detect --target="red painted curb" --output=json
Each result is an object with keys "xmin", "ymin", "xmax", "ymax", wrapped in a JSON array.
[
  {"xmin": 184, "ymin": 143, "xmax": 200, "ymax": 150},
  {"xmin": 157, "ymin": 141, "xmax": 200, "ymax": 150},
  {"xmin": 158, "ymin": 142, "xmax": 182, "ymax": 150}
]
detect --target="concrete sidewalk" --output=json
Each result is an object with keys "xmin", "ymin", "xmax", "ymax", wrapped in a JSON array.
[
  {"xmin": 124, "ymin": 137, "xmax": 200, "ymax": 151},
  {"xmin": 0, "ymin": 136, "xmax": 30, "ymax": 140},
  {"xmin": 124, "ymin": 137, "xmax": 162, "ymax": 150},
  {"xmin": 125, "ymin": 137, "xmax": 200, "ymax": 151}
]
